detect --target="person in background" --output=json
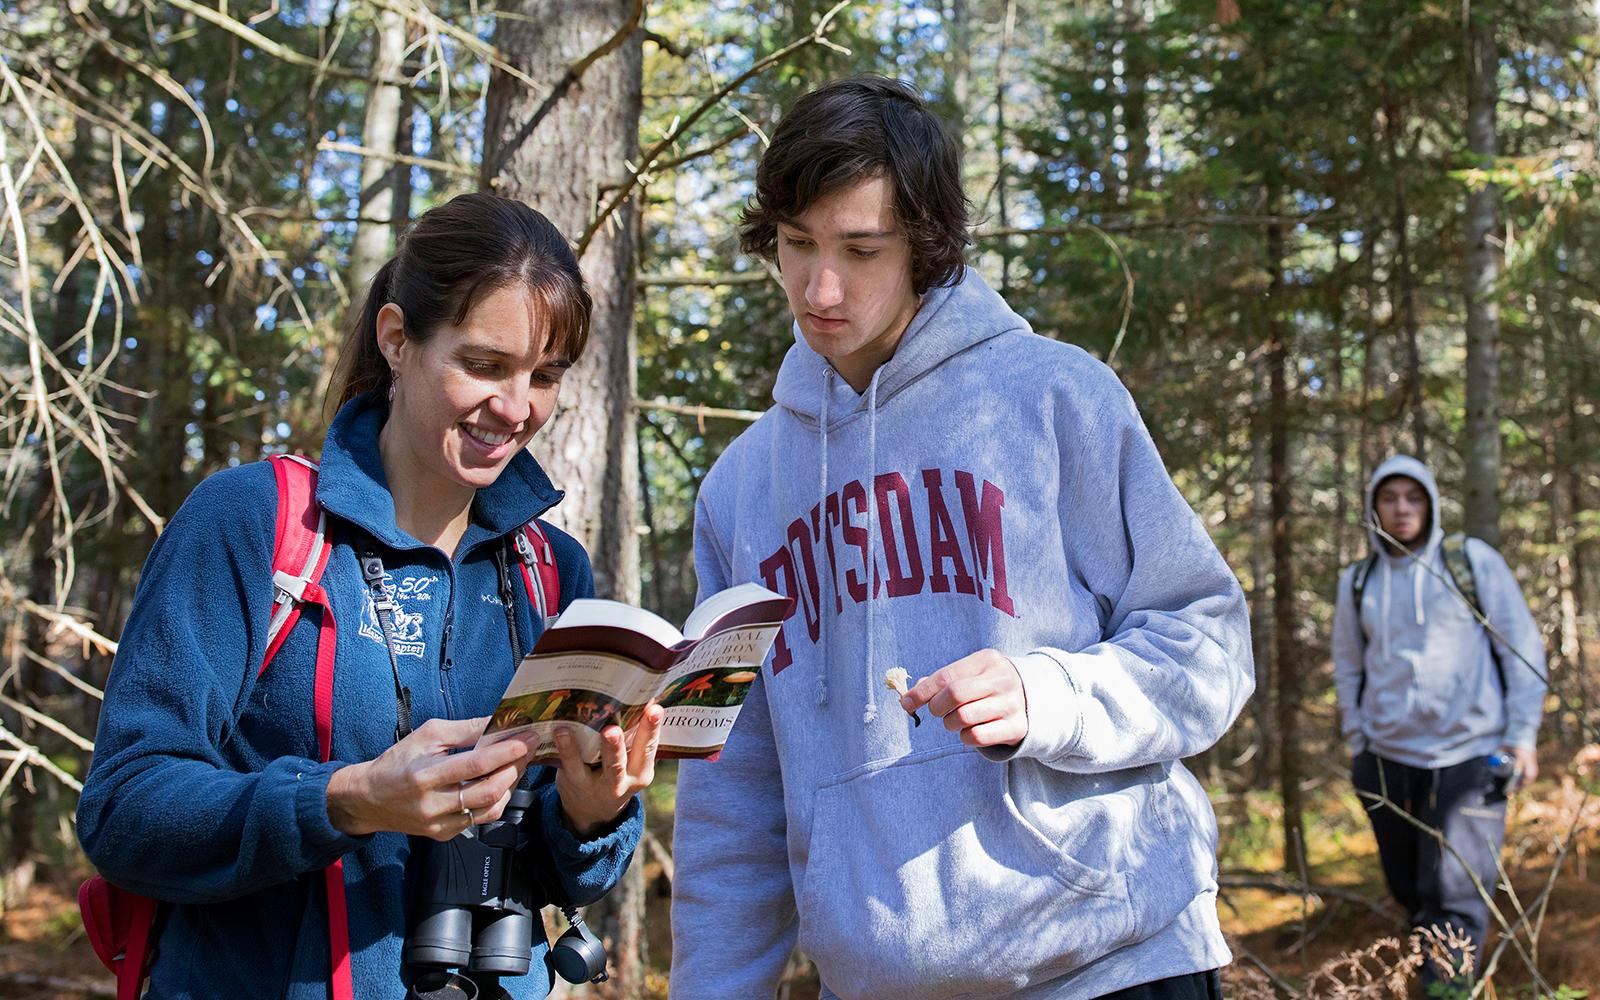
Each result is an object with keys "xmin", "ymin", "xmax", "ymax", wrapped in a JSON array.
[{"xmin": 1333, "ymin": 453, "xmax": 1546, "ymax": 990}]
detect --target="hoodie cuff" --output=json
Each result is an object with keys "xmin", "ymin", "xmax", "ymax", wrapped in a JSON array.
[
  {"xmin": 978, "ymin": 651, "xmax": 1082, "ymax": 763},
  {"xmin": 1503, "ymin": 723, "xmax": 1540, "ymax": 752}
]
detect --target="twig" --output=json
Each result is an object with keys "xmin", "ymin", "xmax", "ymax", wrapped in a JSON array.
[
  {"xmin": 155, "ymin": 0, "xmax": 413, "ymax": 87},
  {"xmin": 0, "ymin": 692, "xmax": 95, "ymax": 752},
  {"xmin": 635, "ymin": 398, "xmax": 764, "ymax": 424},
  {"xmin": 316, "ymin": 139, "xmax": 475, "ymax": 177},
  {"xmin": 0, "ymin": 720, "xmax": 83, "ymax": 793},
  {"xmin": 637, "ymin": 270, "xmax": 772, "ymax": 288},
  {"xmin": 643, "ymin": 827, "xmax": 674, "ymax": 882}
]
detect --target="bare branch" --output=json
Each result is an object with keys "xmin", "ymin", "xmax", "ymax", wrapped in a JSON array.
[
  {"xmin": 317, "ymin": 139, "xmax": 476, "ymax": 177},
  {"xmin": 0, "ymin": 719, "xmax": 84, "ymax": 793},
  {"xmin": 635, "ymin": 398, "xmax": 764, "ymax": 424},
  {"xmin": 154, "ymin": 0, "xmax": 413, "ymax": 87},
  {"xmin": 637, "ymin": 270, "xmax": 771, "ymax": 288}
]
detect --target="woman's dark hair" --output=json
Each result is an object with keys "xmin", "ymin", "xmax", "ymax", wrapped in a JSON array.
[
  {"xmin": 740, "ymin": 76, "xmax": 970, "ymax": 295},
  {"xmin": 330, "ymin": 193, "xmax": 592, "ymax": 412}
]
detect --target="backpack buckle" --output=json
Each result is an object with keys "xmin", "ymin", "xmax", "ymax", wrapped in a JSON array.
[{"xmin": 514, "ymin": 530, "xmax": 537, "ymax": 566}]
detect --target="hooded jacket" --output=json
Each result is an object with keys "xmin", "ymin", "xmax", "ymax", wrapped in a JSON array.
[
  {"xmin": 77, "ymin": 394, "xmax": 642, "ymax": 1000},
  {"xmin": 669, "ymin": 269, "xmax": 1254, "ymax": 1000},
  {"xmin": 1331, "ymin": 455, "xmax": 1545, "ymax": 768}
]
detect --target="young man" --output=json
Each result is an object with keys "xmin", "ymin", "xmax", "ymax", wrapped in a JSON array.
[
  {"xmin": 669, "ymin": 76, "xmax": 1254, "ymax": 1000},
  {"xmin": 1333, "ymin": 455, "xmax": 1546, "ymax": 988}
]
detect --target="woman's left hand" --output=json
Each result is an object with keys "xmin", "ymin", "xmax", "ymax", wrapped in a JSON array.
[{"xmin": 552, "ymin": 703, "xmax": 665, "ymax": 837}]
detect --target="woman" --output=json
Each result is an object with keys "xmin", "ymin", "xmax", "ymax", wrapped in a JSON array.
[{"xmin": 77, "ymin": 193, "xmax": 662, "ymax": 1000}]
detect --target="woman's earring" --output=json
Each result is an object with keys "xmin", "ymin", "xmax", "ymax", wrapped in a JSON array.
[{"xmin": 387, "ymin": 372, "xmax": 399, "ymax": 402}]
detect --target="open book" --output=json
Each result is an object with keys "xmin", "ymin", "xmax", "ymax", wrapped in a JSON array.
[{"xmin": 477, "ymin": 583, "xmax": 793, "ymax": 764}]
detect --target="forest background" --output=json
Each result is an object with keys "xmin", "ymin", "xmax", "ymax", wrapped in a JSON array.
[{"xmin": 2, "ymin": 0, "xmax": 1599, "ymax": 996}]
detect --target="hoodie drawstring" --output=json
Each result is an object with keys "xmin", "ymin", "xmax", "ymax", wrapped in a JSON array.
[
  {"xmin": 816, "ymin": 372, "xmax": 832, "ymax": 708},
  {"xmin": 1380, "ymin": 560, "xmax": 1392, "ymax": 662},
  {"xmin": 1378, "ymin": 548, "xmax": 1431, "ymax": 662},
  {"xmin": 863, "ymin": 374, "xmax": 881, "ymax": 725},
  {"xmin": 1412, "ymin": 560, "xmax": 1427, "ymax": 626}
]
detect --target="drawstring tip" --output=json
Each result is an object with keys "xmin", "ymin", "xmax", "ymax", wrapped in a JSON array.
[
  {"xmin": 815, "ymin": 675, "xmax": 828, "ymax": 707},
  {"xmin": 862, "ymin": 704, "xmax": 878, "ymax": 725}
]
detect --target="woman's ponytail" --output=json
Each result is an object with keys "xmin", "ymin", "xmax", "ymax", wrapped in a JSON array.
[{"xmin": 327, "ymin": 256, "xmax": 402, "ymax": 416}]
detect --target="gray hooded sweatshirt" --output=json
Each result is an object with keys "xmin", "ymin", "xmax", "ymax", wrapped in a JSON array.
[
  {"xmin": 1332, "ymin": 455, "xmax": 1546, "ymax": 768},
  {"xmin": 670, "ymin": 268, "xmax": 1254, "ymax": 1000}
]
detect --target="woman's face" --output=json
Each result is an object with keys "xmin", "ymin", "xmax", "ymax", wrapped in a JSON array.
[{"xmin": 380, "ymin": 283, "xmax": 572, "ymax": 493}]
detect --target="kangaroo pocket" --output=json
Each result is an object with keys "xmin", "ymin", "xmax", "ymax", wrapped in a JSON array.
[{"xmin": 795, "ymin": 745, "xmax": 1189, "ymax": 1000}]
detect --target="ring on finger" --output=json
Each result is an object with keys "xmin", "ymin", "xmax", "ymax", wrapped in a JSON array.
[{"xmin": 458, "ymin": 785, "xmax": 473, "ymax": 824}]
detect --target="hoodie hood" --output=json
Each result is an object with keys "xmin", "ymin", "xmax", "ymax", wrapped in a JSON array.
[
  {"xmin": 771, "ymin": 265, "xmax": 1026, "ymax": 424},
  {"xmin": 1364, "ymin": 453, "xmax": 1443, "ymax": 560},
  {"xmin": 1363, "ymin": 454, "xmax": 1444, "ymax": 652}
]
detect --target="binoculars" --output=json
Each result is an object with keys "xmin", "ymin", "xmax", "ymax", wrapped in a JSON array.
[{"xmin": 404, "ymin": 787, "xmax": 608, "ymax": 1000}]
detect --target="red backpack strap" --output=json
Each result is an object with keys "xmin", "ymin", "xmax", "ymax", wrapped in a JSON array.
[
  {"xmin": 263, "ymin": 455, "xmax": 333, "ymax": 675},
  {"xmin": 78, "ymin": 875, "xmax": 157, "ymax": 1000},
  {"xmin": 513, "ymin": 520, "xmax": 561, "ymax": 626},
  {"xmin": 261, "ymin": 455, "xmax": 353, "ymax": 1000}
]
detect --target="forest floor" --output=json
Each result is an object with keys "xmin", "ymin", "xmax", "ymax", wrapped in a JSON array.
[{"xmin": 3, "ymin": 744, "xmax": 1597, "ymax": 1000}]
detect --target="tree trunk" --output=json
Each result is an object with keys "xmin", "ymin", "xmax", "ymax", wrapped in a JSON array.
[
  {"xmin": 1563, "ymin": 315, "xmax": 1593, "ymax": 731},
  {"xmin": 348, "ymin": 6, "xmax": 407, "ymax": 295},
  {"xmin": 1463, "ymin": 6, "xmax": 1502, "ymax": 545},
  {"xmin": 392, "ymin": 77, "xmax": 417, "ymax": 242},
  {"xmin": 1247, "ymin": 357, "xmax": 1274, "ymax": 789},
  {"xmin": 943, "ymin": 0, "xmax": 970, "ymax": 148},
  {"xmin": 1359, "ymin": 229, "xmax": 1379, "ymax": 488},
  {"xmin": 1383, "ymin": 90, "xmax": 1425, "ymax": 460},
  {"xmin": 1332, "ymin": 284, "xmax": 1351, "ymax": 567},
  {"xmin": 1266, "ymin": 203, "xmax": 1303, "ymax": 872},
  {"xmin": 320, "ymin": 5, "xmax": 410, "ymax": 413},
  {"xmin": 483, "ymin": 3, "xmax": 645, "ymax": 992},
  {"xmin": 994, "ymin": 0, "xmax": 1017, "ymax": 295}
]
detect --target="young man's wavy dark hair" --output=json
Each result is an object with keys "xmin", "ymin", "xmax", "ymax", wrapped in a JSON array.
[{"xmin": 740, "ymin": 76, "xmax": 971, "ymax": 295}]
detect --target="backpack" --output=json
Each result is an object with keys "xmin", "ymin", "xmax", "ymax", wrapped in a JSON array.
[
  {"xmin": 1347, "ymin": 531, "xmax": 1504, "ymax": 700},
  {"xmin": 78, "ymin": 454, "xmax": 561, "ymax": 1000}
]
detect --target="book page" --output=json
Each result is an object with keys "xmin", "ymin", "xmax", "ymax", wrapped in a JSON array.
[
  {"xmin": 681, "ymin": 582, "xmax": 786, "ymax": 639},
  {"xmin": 544, "ymin": 598, "xmax": 685, "ymax": 648}
]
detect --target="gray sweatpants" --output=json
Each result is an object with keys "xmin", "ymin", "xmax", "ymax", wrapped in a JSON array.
[{"xmin": 1351, "ymin": 751, "xmax": 1508, "ymax": 990}]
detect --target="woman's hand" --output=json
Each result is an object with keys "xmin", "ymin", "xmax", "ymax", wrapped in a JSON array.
[
  {"xmin": 552, "ymin": 703, "xmax": 665, "ymax": 838},
  {"xmin": 326, "ymin": 717, "xmax": 532, "ymax": 840}
]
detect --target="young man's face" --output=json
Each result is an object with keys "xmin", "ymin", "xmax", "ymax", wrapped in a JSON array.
[
  {"xmin": 1374, "ymin": 476, "xmax": 1430, "ymax": 548},
  {"xmin": 775, "ymin": 174, "xmax": 921, "ymax": 392}
]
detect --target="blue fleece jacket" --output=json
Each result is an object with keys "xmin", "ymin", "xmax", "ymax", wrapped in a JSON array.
[
  {"xmin": 670, "ymin": 269, "xmax": 1254, "ymax": 1000},
  {"xmin": 77, "ymin": 393, "xmax": 641, "ymax": 1000}
]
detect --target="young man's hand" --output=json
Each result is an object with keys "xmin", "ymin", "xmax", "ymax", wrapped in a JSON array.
[{"xmin": 900, "ymin": 650, "xmax": 1027, "ymax": 749}]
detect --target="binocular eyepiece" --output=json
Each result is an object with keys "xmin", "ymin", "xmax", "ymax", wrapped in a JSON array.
[{"xmin": 404, "ymin": 788, "xmax": 608, "ymax": 1000}]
